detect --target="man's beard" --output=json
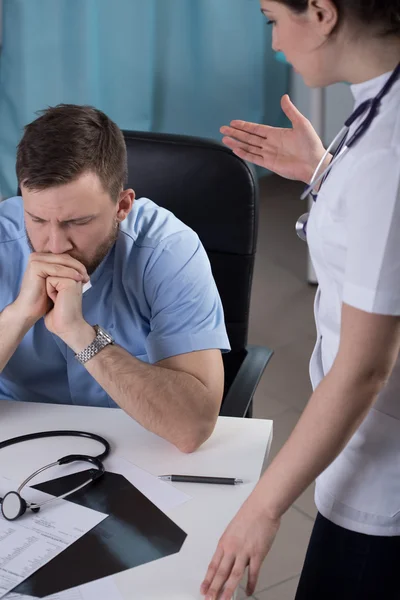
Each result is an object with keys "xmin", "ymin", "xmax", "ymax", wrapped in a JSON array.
[{"xmin": 25, "ymin": 219, "xmax": 119, "ymax": 275}]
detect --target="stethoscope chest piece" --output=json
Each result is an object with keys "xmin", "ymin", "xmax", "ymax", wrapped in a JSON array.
[
  {"xmin": 295, "ymin": 212, "xmax": 309, "ymax": 242},
  {"xmin": 1, "ymin": 491, "xmax": 29, "ymax": 521},
  {"xmin": 0, "ymin": 430, "xmax": 110, "ymax": 521}
]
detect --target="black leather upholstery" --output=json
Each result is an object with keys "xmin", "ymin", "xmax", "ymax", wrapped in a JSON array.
[{"xmin": 122, "ymin": 130, "xmax": 273, "ymax": 414}]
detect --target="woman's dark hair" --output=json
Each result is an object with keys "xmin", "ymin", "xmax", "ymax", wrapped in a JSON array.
[
  {"xmin": 277, "ymin": 0, "xmax": 400, "ymax": 36},
  {"xmin": 17, "ymin": 104, "xmax": 128, "ymax": 202}
]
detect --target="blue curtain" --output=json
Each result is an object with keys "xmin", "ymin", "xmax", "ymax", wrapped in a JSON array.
[{"xmin": 0, "ymin": 0, "xmax": 288, "ymax": 198}]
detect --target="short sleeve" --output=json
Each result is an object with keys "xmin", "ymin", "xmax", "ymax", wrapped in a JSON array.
[
  {"xmin": 343, "ymin": 147, "xmax": 400, "ymax": 315},
  {"xmin": 143, "ymin": 230, "xmax": 231, "ymax": 363}
]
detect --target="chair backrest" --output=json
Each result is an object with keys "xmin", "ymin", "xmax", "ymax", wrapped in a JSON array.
[{"xmin": 122, "ymin": 131, "xmax": 259, "ymax": 397}]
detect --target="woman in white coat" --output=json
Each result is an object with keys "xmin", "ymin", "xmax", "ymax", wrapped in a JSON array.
[{"xmin": 201, "ymin": 1, "xmax": 400, "ymax": 599}]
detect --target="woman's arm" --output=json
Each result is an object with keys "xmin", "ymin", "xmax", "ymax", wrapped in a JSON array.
[{"xmin": 201, "ymin": 303, "xmax": 400, "ymax": 599}]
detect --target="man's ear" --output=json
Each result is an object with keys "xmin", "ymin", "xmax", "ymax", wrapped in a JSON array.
[
  {"xmin": 310, "ymin": 0, "xmax": 339, "ymax": 36},
  {"xmin": 116, "ymin": 189, "xmax": 135, "ymax": 222}
]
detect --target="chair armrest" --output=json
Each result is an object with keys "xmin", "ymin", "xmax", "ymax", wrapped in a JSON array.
[{"xmin": 220, "ymin": 345, "xmax": 274, "ymax": 417}]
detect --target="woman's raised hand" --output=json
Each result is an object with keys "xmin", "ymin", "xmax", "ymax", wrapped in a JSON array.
[{"xmin": 220, "ymin": 94, "xmax": 327, "ymax": 184}]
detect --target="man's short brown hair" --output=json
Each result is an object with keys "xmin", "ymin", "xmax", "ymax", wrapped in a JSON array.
[{"xmin": 16, "ymin": 104, "xmax": 128, "ymax": 201}]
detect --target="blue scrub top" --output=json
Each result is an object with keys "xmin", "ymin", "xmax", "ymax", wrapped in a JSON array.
[{"xmin": 0, "ymin": 196, "xmax": 230, "ymax": 408}]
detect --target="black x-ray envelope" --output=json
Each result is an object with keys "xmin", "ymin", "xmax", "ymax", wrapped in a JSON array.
[{"xmin": 13, "ymin": 470, "xmax": 187, "ymax": 598}]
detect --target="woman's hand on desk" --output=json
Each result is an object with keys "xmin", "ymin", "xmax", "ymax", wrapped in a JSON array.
[
  {"xmin": 220, "ymin": 94, "xmax": 328, "ymax": 184},
  {"xmin": 200, "ymin": 498, "xmax": 280, "ymax": 600}
]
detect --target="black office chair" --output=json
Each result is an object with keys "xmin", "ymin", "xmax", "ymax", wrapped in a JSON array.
[{"xmin": 122, "ymin": 130, "xmax": 273, "ymax": 418}]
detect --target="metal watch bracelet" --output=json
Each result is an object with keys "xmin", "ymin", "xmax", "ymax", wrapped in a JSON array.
[{"xmin": 74, "ymin": 325, "xmax": 114, "ymax": 365}]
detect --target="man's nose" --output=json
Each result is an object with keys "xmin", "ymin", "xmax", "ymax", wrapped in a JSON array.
[{"xmin": 46, "ymin": 227, "xmax": 73, "ymax": 255}]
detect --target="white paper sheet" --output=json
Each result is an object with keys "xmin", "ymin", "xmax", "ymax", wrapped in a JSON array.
[
  {"xmin": 105, "ymin": 456, "xmax": 191, "ymax": 512},
  {"xmin": 0, "ymin": 477, "xmax": 107, "ymax": 599},
  {"xmin": 5, "ymin": 575, "xmax": 123, "ymax": 600}
]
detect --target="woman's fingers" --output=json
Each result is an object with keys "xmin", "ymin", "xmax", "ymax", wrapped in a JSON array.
[
  {"xmin": 219, "ymin": 556, "xmax": 249, "ymax": 600},
  {"xmin": 204, "ymin": 553, "xmax": 236, "ymax": 600},
  {"xmin": 223, "ymin": 139, "xmax": 280, "ymax": 171},
  {"xmin": 201, "ymin": 547, "xmax": 224, "ymax": 595},
  {"xmin": 201, "ymin": 502, "xmax": 280, "ymax": 600},
  {"xmin": 222, "ymin": 136, "xmax": 269, "ymax": 161},
  {"xmin": 230, "ymin": 148, "xmax": 267, "ymax": 168},
  {"xmin": 227, "ymin": 119, "xmax": 274, "ymax": 139},
  {"xmin": 246, "ymin": 556, "xmax": 263, "ymax": 596},
  {"xmin": 201, "ymin": 548, "xmax": 256, "ymax": 600},
  {"xmin": 222, "ymin": 136, "xmax": 263, "ymax": 157},
  {"xmin": 281, "ymin": 94, "xmax": 307, "ymax": 125},
  {"xmin": 220, "ymin": 124, "xmax": 265, "ymax": 148}
]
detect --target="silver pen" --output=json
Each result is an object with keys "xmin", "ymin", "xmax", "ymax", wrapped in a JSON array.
[{"xmin": 158, "ymin": 475, "xmax": 244, "ymax": 485}]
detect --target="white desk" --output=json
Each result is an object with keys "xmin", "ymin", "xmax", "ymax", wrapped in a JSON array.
[{"xmin": 0, "ymin": 400, "xmax": 272, "ymax": 599}]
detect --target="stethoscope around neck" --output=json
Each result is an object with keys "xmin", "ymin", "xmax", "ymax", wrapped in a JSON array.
[
  {"xmin": 0, "ymin": 430, "xmax": 110, "ymax": 521},
  {"xmin": 296, "ymin": 62, "xmax": 400, "ymax": 242}
]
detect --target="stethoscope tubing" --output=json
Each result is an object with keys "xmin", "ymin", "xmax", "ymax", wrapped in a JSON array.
[
  {"xmin": 0, "ymin": 430, "xmax": 110, "ymax": 519},
  {"xmin": 297, "ymin": 62, "xmax": 400, "ymax": 240},
  {"xmin": 0, "ymin": 430, "xmax": 110, "ymax": 461},
  {"xmin": 300, "ymin": 127, "xmax": 350, "ymax": 200}
]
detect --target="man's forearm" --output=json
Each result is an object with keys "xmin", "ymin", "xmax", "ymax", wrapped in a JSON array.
[
  {"xmin": 67, "ymin": 324, "xmax": 217, "ymax": 452},
  {"xmin": 252, "ymin": 366, "xmax": 383, "ymax": 520},
  {"xmin": 87, "ymin": 345, "xmax": 217, "ymax": 452},
  {"xmin": 0, "ymin": 303, "xmax": 33, "ymax": 372}
]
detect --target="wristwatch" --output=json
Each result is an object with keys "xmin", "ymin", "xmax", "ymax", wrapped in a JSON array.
[{"xmin": 75, "ymin": 325, "xmax": 115, "ymax": 365}]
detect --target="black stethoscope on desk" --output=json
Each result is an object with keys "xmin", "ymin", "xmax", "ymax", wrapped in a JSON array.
[
  {"xmin": 296, "ymin": 61, "xmax": 400, "ymax": 242},
  {"xmin": 0, "ymin": 431, "xmax": 110, "ymax": 521}
]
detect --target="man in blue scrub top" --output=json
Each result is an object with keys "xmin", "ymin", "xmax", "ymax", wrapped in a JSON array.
[{"xmin": 0, "ymin": 104, "xmax": 230, "ymax": 453}]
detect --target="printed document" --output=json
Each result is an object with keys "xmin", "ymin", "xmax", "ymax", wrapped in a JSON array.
[{"xmin": 0, "ymin": 477, "xmax": 107, "ymax": 599}]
